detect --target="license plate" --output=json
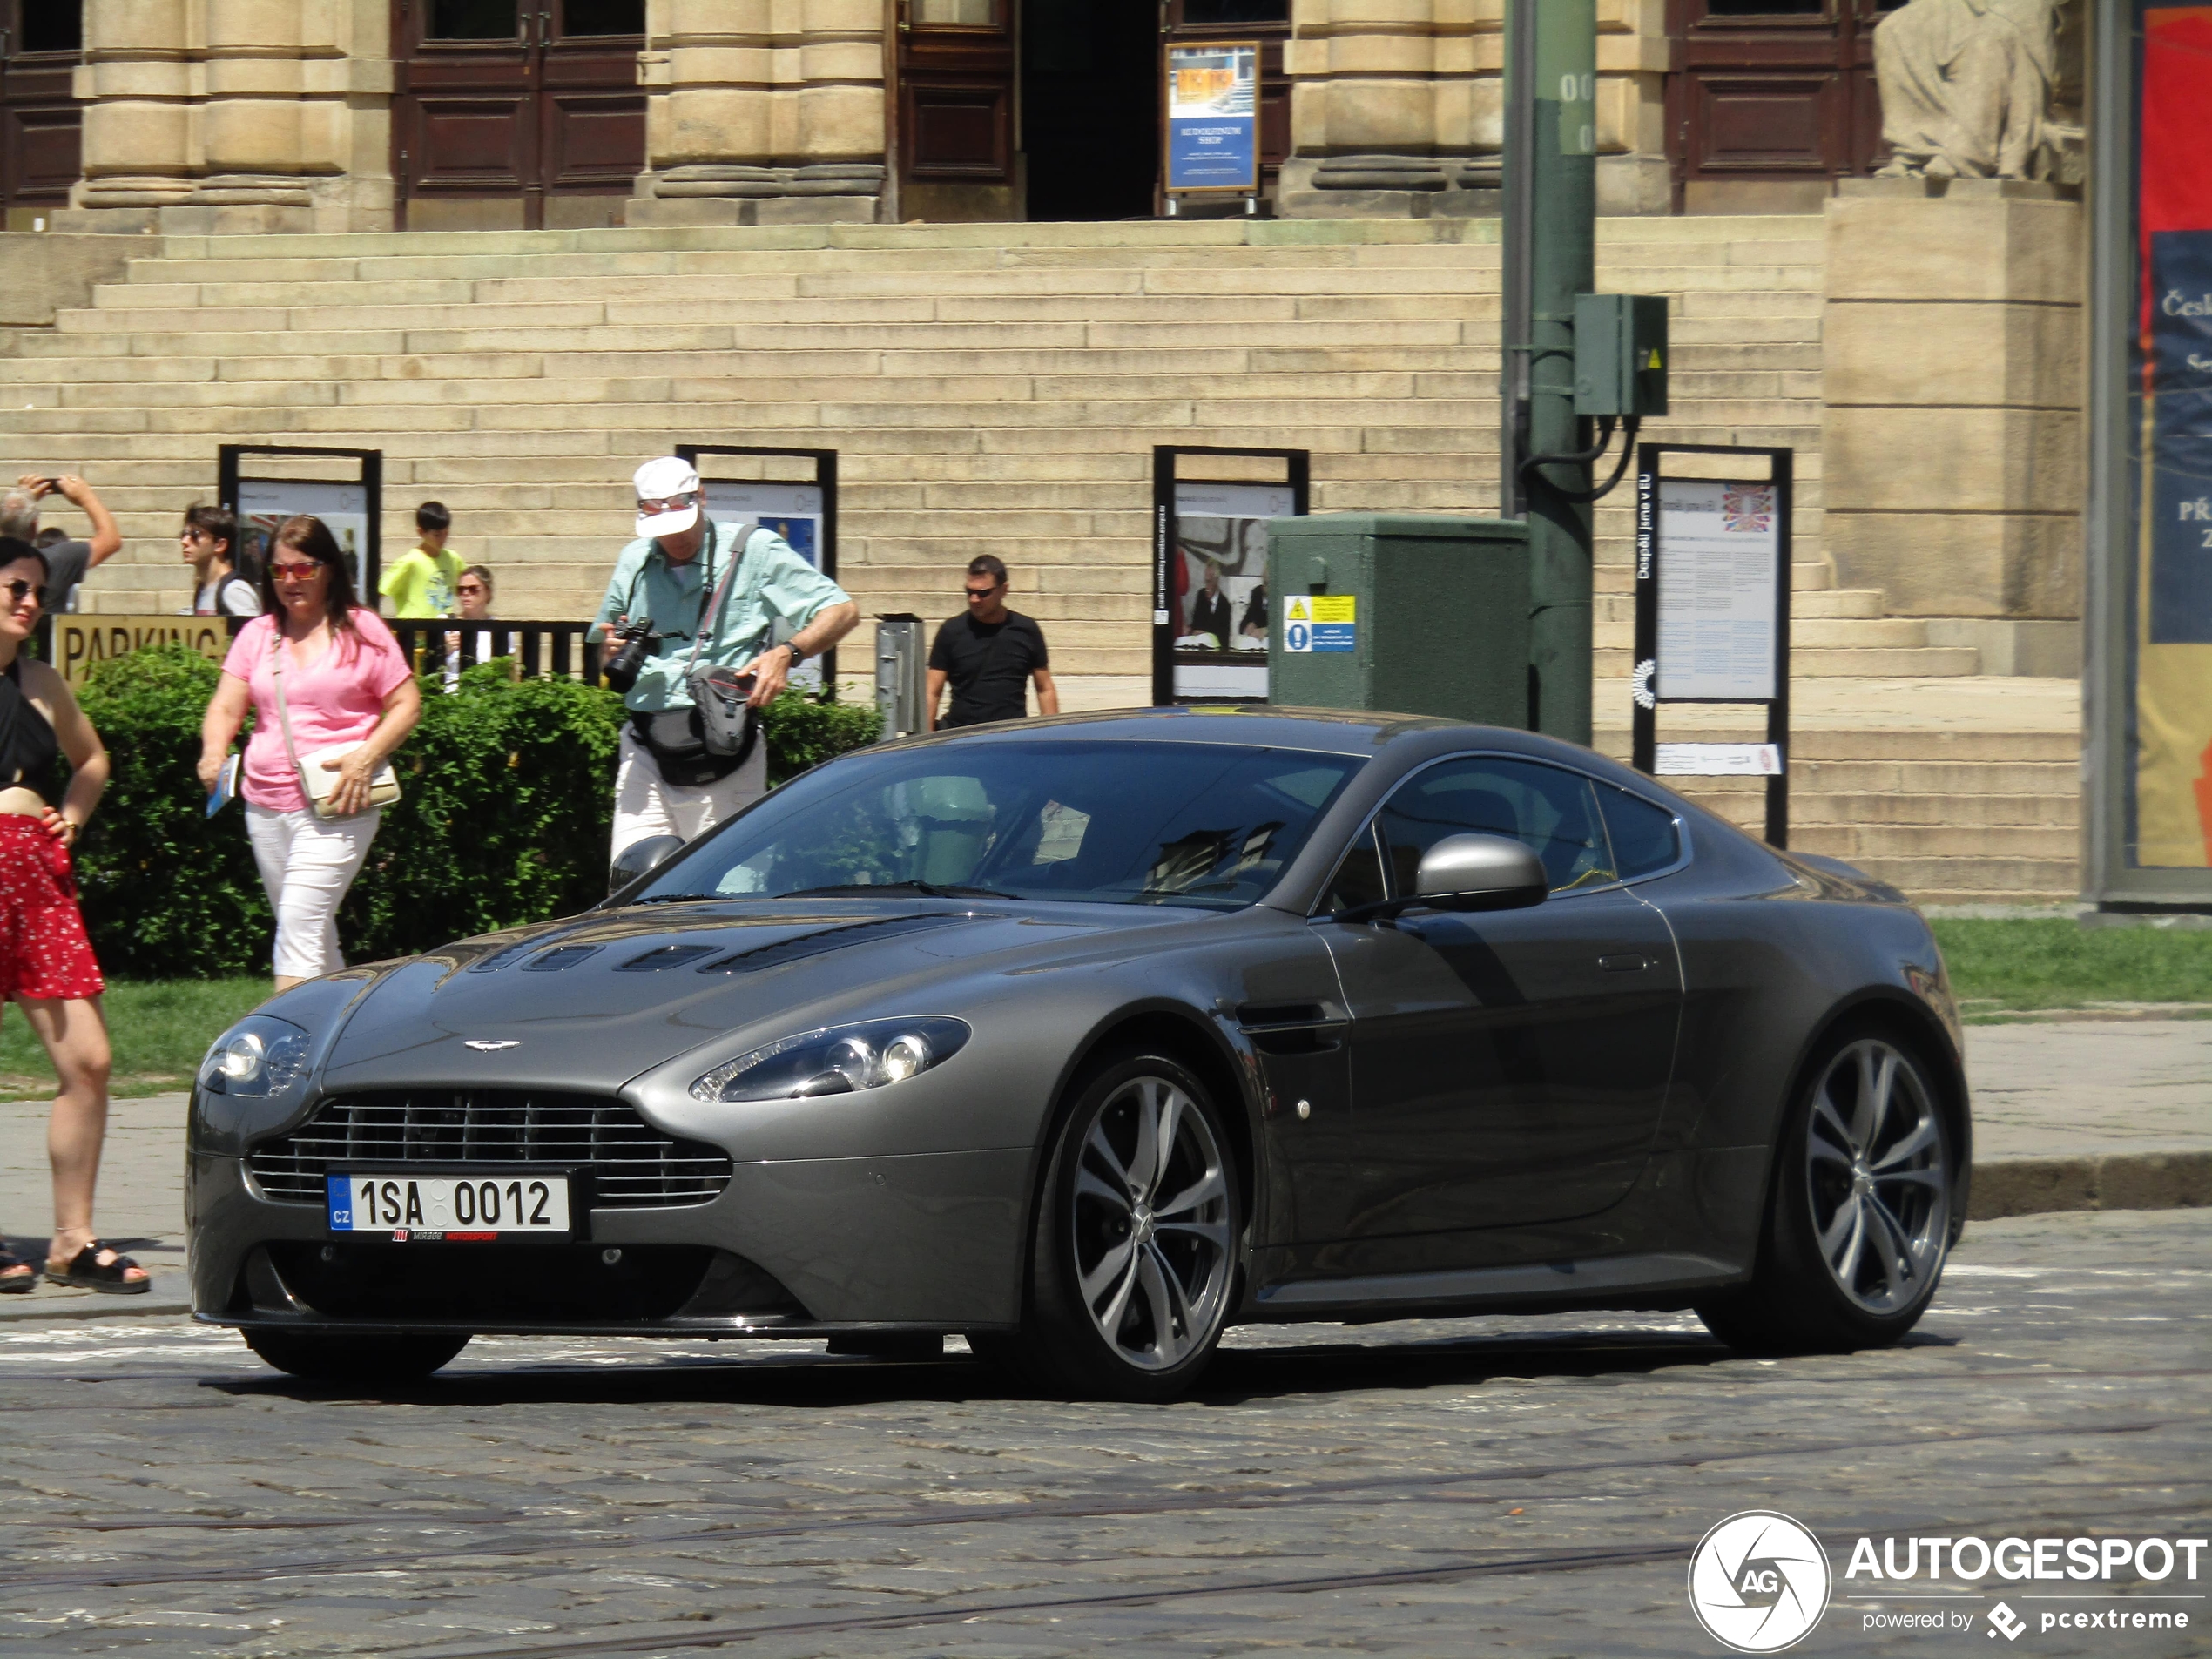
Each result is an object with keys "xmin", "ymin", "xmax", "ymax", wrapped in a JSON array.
[{"xmin": 327, "ymin": 1172, "xmax": 571, "ymax": 1241}]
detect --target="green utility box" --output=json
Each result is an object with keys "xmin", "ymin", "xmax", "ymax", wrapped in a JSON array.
[
  {"xmin": 1266, "ymin": 515, "xmax": 1530, "ymax": 725},
  {"xmin": 1573, "ymin": 293, "xmax": 1669, "ymax": 418}
]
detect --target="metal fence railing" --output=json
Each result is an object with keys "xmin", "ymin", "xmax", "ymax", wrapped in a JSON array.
[{"xmin": 38, "ymin": 615, "xmax": 608, "ymax": 688}]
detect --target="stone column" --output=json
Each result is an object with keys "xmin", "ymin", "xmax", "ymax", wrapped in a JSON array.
[
  {"xmin": 67, "ymin": 0, "xmax": 198, "ymax": 226},
  {"xmin": 1277, "ymin": 0, "xmax": 1667, "ymax": 218},
  {"xmin": 64, "ymin": 0, "xmax": 394, "ymax": 234},
  {"xmin": 1822, "ymin": 184, "xmax": 2085, "ymax": 676},
  {"xmin": 628, "ymin": 0, "xmax": 887, "ymax": 226}
]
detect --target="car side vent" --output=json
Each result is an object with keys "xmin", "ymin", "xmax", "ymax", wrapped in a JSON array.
[
  {"xmin": 699, "ymin": 913, "xmax": 974, "ymax": 974},
  {"xmin": 1236, "ymin": 1001, "xmax": 1345, "ymax": 1056},
  {"xmin": 1237, "ymin": 1002, "xmax": 1330, "ymax": 1029},
  {"xmin": 523, "ymin": 945, "xmax": 601, "ymax": 972},
  {"xmin": 619, "ymin": 944, "xmax": 720, "ymax": 971}
]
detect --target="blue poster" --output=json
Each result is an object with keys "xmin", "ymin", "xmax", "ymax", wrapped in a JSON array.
[
  {"xmin": 1166, "ymin": 44, "xmax": 1258, "ymax": 193},
  {"xmin": 2148, "ymin": 232, "xmax": 2212, "ymax": 643}
]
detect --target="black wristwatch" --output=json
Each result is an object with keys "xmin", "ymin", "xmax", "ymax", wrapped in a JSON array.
[{"xmin": 781, "ymin": 642, "xmax": 807, "ymax": 671}]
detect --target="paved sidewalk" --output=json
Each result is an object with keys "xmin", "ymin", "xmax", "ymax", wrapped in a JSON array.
[{"xmin": 0, "ymin": 1018, "xmax": 2204, "ymax": 1323}]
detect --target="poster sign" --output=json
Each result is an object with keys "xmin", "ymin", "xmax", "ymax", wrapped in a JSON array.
[
  {"xmin": 2085, "ymin": 2, "xmax": 2212, "ymax": 899},
  {"xmin": 1654, "ymin": 478, "xmax": 1780, "ymax": 702},
  {"xmin": 1164, "ymin": 43, "xmax": 1258, "ymax": 195},
  {"xmin": 49, "ymin": 615, "xmax": 233, "ymax": 686},
  {"xmin": 1153, "ymin": 449, "xmax": 1308, "ymax": 705},
  {"xmin": 1632, "ymin": 444, "xmax": 1793, "ymax": 847},
  {"xmin": 218, "ymin": 446, "xmax": 382, "ymax": 599},
  {"xmin": 678, "ymin": 445, "xmax": 839, "ymax": 696}
]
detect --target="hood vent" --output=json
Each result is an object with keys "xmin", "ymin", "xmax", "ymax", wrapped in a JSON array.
[
  {"xmin": 700, "ymin": 912, "xmax": 974, "ymax": 974},
  {"xmin": 618, "ymin": 943, "xmax": 721, "ymax": 972},
  {"xmin": 523, "ymin": 945, "xmax": 602, "ymax": 972}
]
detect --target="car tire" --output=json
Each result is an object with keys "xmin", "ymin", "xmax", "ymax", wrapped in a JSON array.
[
  {"xmin": 1005, "ymin": 1053, "xmax": 1241, "ymax": 1402},
  {"xmin": 1698, "ymin": 1024, "xmax": 1956, "ymax": 1355},
  {"xmin": 244, "ymin": 1330, "xmax": 470, "ymax": 1383}
]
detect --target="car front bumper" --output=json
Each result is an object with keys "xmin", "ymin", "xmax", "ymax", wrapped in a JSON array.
[{"xmin": 187, "ymin": 1145, "xmax": 1032, "ymax": 1337}]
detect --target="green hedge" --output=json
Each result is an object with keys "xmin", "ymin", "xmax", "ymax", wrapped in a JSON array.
[{"xmin": 72, "ymin": 644, "xmax": 880, "ymax": 978}]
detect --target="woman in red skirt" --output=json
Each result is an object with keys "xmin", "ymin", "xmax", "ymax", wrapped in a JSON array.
[{"xmin": 0, "ymin": 536, "xmax": 143, "ymax": 1294}]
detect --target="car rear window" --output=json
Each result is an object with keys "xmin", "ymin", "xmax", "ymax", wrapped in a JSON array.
[{"xmin": 1598, "ymin": 784, "xmax": 1682, "ymax": 878}]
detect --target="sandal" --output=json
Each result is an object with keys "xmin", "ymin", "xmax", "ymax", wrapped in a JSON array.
[
  {"xmin": 0, "ymin": 1241, "xmax": 35, "ymax": 1294},
  {"xmin": 45, "ymin": 1240, "xmax": 151, "ymax": 1296}
]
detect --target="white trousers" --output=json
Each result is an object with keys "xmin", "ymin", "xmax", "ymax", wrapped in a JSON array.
[
  {"xmin": 246, "ymin": 803, "xmax": 381, "ymax": 981},
  {"xmin": 610, "ymin": 725, "xmax": 768, "ymax": 864}
]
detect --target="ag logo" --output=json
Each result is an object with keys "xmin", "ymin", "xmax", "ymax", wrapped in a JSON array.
[{"xmin": 1687, "ymin": 1510, "xmax": 1831, "ymax": 1652}]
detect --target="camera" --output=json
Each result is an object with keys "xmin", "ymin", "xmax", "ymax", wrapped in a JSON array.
[{"xmin": 602, "ymin": 617, "xmax": 662, "ymax": 693}]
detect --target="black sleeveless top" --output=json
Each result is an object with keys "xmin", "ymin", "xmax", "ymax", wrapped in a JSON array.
[{"xmin": 0, "ymin": 658, "xmax": 65, "ymax": 806}]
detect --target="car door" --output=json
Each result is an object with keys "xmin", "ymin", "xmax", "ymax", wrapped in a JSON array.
[{"xmin": 1312, "ymin": 754, "xmax": 1683, "ymax": 1242}]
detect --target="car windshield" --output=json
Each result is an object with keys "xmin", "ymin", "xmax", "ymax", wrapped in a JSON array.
[{"xmin": 636, "ymin": 739, "xmax": 1365, "ymax": 911}]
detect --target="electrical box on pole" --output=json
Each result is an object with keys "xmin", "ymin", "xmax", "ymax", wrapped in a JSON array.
[
  {"xmin": 1265, "ymin": 515, "xmax": 1530, "ymax": 724},
  {"xmin": 1573, "ymin": 294, "xmax": 1669, "ymax": 419}
]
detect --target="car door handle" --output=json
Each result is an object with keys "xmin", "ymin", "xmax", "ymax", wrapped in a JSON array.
[{"xmin": 1597, "ymin": 954, "xmax": 1655, "ymax": 973}]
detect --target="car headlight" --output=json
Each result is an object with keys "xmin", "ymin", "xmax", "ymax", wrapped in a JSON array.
[
  {"xmin": 690, "ymin": 1016, "xmax": 970, "ymax": 1103},
  {"xmin": 199, "ymin": 1015, "xmax": 313, "ymax": 1099}
]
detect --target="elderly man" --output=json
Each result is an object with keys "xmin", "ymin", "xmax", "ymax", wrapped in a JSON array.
[
  {"xmin": 3, "ymin": 475, "xmax": 121, "ymax": 612},
  {"xmin": 591, "ymin": 456, "xmax": 858, "ymax": 863}
]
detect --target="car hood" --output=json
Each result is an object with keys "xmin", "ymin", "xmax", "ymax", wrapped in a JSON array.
[{"xmin": 317, "ymin": 899, "xmax": 1202, "ymax": 1094}]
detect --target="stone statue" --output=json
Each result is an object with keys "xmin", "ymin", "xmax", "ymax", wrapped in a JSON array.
[{"xmin": 1874, "ymin": 0, "xmax": 2060, "ymax": 179}]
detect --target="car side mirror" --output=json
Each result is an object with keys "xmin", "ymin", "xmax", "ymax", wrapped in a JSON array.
[
  {"xmin": 609, "ymin": 833, "xmax": 686, "ymax": 898},
  {"xmin": 1415, "ymin": 833, "xmax": 1548, "ymax": 912}
]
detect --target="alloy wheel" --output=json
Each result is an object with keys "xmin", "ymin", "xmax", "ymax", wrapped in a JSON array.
[
  {"xmin": 1804, "ymin": 1037, "xmax": 1950, "ymax": 1316},
  {"xmin": 1069, "ymin": 1075, "xmax": 1232, "ymax": 1371}
]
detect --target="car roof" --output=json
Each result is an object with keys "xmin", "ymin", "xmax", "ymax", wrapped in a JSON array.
[{"xmin": 892, "ymin": 705, "xmax": 1494, "ymax": 759}]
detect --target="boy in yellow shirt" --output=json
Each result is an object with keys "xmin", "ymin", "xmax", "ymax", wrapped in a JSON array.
[{"xmin": 380, "ymin": 501, "xmax": 462, "ymax": 618}]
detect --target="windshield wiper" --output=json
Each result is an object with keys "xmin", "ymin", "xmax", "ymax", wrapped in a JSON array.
[
  {"xmin": 779, "ymin": 881, "xmax": 1016, "ymax": 900},
  {"xmin": 630, "ymin": 893, "xmax": 724, "ymax": 905}
]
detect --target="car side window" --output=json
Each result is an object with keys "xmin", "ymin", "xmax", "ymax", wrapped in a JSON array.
[
  {"xmin": 1597, "ymin": 783, "xmax": 1682, "ymax": 879},
  {"xmin": 1318, "ymin": 823, "xmax": 1387, "ymax": 913},
  {"xmin": 1374, "ymin": 756, "xmax": 1617, "ymax": 896}
]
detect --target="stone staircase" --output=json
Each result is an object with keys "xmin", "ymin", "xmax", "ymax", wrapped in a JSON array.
[{"xmin": 0, "ymin": 215, "xmax": 2078, "ymax": 900}]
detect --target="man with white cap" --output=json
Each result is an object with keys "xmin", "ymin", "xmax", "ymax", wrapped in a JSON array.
[{"xmin": 591, "ymin": 455, "xmax": 857, "ymax": 861}]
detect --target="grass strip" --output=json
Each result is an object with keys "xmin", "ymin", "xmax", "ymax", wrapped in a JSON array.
[
  {"xmin": 1933, "ymin": 919, "xmax": 2212, "ymax": 1014},
  {"xmin": 0, "ymin": 978, "xmax": 269, "ymax": 1101}
]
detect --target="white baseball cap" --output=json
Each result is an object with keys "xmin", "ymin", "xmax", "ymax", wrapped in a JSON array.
[{"xmin": 633, "ymin": 456, "xmax": 702, "ymax": 539}]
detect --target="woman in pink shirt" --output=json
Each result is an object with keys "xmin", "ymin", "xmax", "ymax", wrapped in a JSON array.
[{"xmin": 197, "ymin": 516, "xmax": 421, "ymax": 989}]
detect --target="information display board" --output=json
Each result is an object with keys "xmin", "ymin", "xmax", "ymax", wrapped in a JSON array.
[
  {"xmin": 1163, "ymin": 42, "xmax": 1259, "ymax": 197},
  {"xmin": 1152, "ymin": 448, "xmax": 1307, "ymax": 705},
  {"xmin": 2085, "ymin": 1, "xmax": 2212, "ymax": 903},
  {"xmin": 218, "ymin": 446, "xmax": 381, "ymax": 598},
  {"xmin": 677, "ymin": 445, "xmax": 839, "ymax": 696},
  {"xmin": 1632, "ymin": 444, "xmax": 1792, "ymax": 847}
]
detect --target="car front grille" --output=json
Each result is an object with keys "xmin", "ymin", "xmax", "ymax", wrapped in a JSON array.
[{"xmin": 246, "ymin": 1090, "xmax": 733, "ymax": 1210}]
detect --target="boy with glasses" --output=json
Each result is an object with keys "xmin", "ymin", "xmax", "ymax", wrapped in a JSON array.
[
  {"xmin": 926, "ymin": 555, "xmax": 1058, "ymax": 730},
  {"xmin": 178, "ymin": 504, "xmax": 258, "ymax": 617}
]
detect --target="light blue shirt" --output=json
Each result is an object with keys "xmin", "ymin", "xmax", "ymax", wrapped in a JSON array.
[{"xmin": 590, "ymin": 519, "xmax": 850, "ymax": 713}]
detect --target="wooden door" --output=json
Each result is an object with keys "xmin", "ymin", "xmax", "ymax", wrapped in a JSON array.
[
  {"xmin": 1666, "ymin": 0, "xmax": 1901, "ymax": 211},
  {"xmin": 0, "ymin": 0, "xmax": 82, "ymax": 231},
  {"xmin": 1159, "ymin": 0, "xmax": 1291, "ymax": 206},
  {"xmin": 894, "ymin": 0, "xmax": 1018, "ymax": 221},
  {"xmin": 393, "ymin": 0, "xmax": 644, "ymax": 231}
]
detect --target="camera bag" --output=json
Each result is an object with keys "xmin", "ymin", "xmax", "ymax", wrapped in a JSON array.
[{"xmin": 632, "ymin": 520, "xmax": 760, "ymax": 787}]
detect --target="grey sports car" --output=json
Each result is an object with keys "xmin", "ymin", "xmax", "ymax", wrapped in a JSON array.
[{"xmin": 187, "ymin": 707, "xmax": 1969, "ymax": 1399}]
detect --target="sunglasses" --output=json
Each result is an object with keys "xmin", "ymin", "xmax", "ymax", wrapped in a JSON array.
[
  {"xmin": 637, "ymin": 492, "xmax": 698, "ymax": 514},
  {"xmin": 270, "ymin": 560, "xmax": 326, "ymax": 580},
  {"xmin": 456, "ymin": 583, "xmax": 488, "ymax": 596},
  {"xmin": 179, "ymin": 529, "xmax": 213, "ymax": 543},
  {"xmin": 964, "ymin": 583, "xmax": 1003, "ymax": 599},
  {"xmin": 3, "ymin": 579, "xmax": 38, "ymax": 607}
]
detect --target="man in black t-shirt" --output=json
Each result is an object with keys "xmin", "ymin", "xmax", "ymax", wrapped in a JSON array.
[{"xmin": 927, "ymin": 555, "xmax": 1060, "ymax": 729}]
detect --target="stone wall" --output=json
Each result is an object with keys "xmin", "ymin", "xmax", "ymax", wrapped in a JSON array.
[{"xmin": 1821, "ymin": 184, "xmax": 2085, "ymax": 677}]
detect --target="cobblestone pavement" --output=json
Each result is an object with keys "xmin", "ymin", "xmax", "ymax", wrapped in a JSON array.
[{"xmin": 0, "ymin": 1209, "xmax": 2203, "ymax": 1657}]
